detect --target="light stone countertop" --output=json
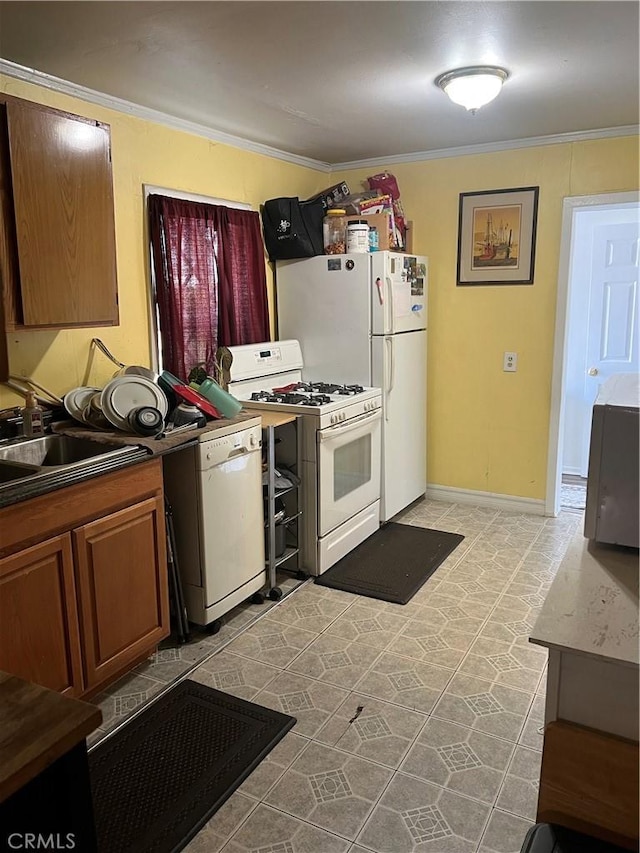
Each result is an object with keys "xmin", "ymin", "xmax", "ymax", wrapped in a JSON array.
[{"xmin": 530, "ymin": 530, "xmax": 639, "ymax": 667}]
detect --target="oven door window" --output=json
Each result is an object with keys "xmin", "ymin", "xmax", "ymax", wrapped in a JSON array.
[
  {"xmin": 334, "ymin": 434, "xmax": 372, "ymax": 500},
  {"xmin": 317, "ymin": 411, "xmax": 381, "ymax": 537}
]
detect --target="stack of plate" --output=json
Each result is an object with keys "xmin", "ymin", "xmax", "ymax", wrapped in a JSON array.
[
  {"xmin": 64, "ymin": 377, "xmax": 168, "ymax": 432},
  {"xmin": 100, "ymin": 376, "xmax": 168, "ymax": 431},
  {"xmin": 63, "ymin": 386, "xmax": 101, "ymax": 424}
]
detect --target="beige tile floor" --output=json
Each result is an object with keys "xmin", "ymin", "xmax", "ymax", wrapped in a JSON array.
[{"xmin": 92, "ymin": 498, "xmax": 584, "ymax": 853}]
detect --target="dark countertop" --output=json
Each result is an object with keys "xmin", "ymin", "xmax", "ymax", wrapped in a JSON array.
[
  {"xmin": 50, "ymin": 409, "xmax": 260, "ymax": 453},
  {"xmin": 0, "ymin": 670, "xmax": 102, "ymax": 803},
  {"xmin": 0, "ymin": 411, "xmax": 262, "ymax": 509}
]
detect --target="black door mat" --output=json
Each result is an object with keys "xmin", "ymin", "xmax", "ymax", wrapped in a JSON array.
[
  {"xmin": 89, "ymin": 679, "xmax": 295, "ymax": 853},
  {"xmin": 315, "ymin": 522, "xmax": 464, "ymax": 604}
]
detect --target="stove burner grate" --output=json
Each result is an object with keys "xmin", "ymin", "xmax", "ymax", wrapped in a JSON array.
[
  {"xmin": 294, "ymin": 382, "xmax": 365, "ymax": 396},
  {"xmin": 250, "ymin": 390, "xmax": 332, "ymax": 406}
]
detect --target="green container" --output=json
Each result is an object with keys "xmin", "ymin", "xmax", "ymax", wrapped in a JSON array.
[{"xmin": 193, "ymin": 378, "xmax": 242, "ymax": 419}]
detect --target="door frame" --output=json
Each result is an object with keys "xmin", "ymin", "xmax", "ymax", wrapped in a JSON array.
[{"xmin": 545, "ymin": 191, "xmax": 639, "ymax": 516}]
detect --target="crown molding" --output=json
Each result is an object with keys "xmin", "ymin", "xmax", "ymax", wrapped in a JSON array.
[
  {"xmin": 0, "ymin": 58, "xmax": 332, "ymax": 173},
  {"xmin": 331, "ymin": 125, "xmax": 639, "ymax": 170},
  {"xmin": 2, "ymin": 58, "xmax": 637, "ymax": 174}
]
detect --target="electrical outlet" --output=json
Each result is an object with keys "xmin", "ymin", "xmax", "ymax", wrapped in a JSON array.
[{"xmin": 503, "ymin": 352, "xmax": 518, "ymax": 372}]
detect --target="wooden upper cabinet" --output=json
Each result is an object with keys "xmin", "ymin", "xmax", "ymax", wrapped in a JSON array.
[{"xmin": 2, "ymin": 96, "xmax": 119, "ymax": 328}]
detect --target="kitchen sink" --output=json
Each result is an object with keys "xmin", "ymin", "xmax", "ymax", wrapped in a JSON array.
[
  {"xmin": 0, "ymin": 435, "xmax": 124, "ymax": 466},
  {"xmin": 0, "ymin": 461, "xmax": 38, "ymax": 483},
  {"xmin": 0, "ymin": 434, "xmax": 143, "ymax": 497}
]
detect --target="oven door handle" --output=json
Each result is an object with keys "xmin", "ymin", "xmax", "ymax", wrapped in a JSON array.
[{"xmin": 318, "ymin": 408, "xmax": 381, "ymax": 441}]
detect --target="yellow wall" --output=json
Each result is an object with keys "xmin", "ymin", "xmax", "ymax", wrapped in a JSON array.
[
  {"xmin": 0, "ymin": 75, "xmax": 323, "ymax": 407},
  {"xmin": 1, "ymin": 75, "xmax": 637, "ymax": 501},
  {"xmin": 337, "ymin": 137, "xmax": 639, "ymax": 499}
]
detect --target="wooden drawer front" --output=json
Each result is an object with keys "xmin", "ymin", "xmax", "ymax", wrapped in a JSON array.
[
  {"xmin": 538, "ymin": 720, "xmax": 639, "ymax": 850},
  {"xmin": 0, "ymin": 459, "xmax": 163, "ymax": 558},
  {"xmin": 73, "ymin": 497, "xmax": 168, "ymax": 692},
  {"xmin": 6, "ymin": 99, "xmax": 118, "ymax": 327},
  {"xmin": 0, "ymin": 535, "xmax": 83, "ymax": 697}
]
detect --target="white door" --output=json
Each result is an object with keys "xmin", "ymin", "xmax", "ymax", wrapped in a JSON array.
[
  {"xmin": 371, "ymin": 253, "xmax": 428, "ymax": 335},
  {"xmin": 563, "ymin": 214, "xmax": 639, "ymax": 475},
  {"xmin": 317, "ymin": 409, "xmax": 381, "ymax": 536},
  {"xmin": 372, "ymin": 329, "xmax": 427, "ymax": 521}
]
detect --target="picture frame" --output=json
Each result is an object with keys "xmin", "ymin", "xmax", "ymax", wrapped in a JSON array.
[{"xmin": 456, "ymin": 186, "xmax": 539, "ymax": 286}]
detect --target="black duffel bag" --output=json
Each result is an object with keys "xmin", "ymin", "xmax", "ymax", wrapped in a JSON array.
[{"xmin": 261, "ymin": 196, "xmax": 324, "ymax": 261}]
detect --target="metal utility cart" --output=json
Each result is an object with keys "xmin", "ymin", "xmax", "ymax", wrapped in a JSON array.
[{"xmin": 254, "ymin": 411, "xmax": 306, "ymax": 602}]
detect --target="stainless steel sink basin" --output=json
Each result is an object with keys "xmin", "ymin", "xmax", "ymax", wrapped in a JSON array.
[
  {"xmin": 0, "ymin": 434, "xmax": 143, "ymax": 497},
  {"xmin": 0, "ymin": 461, "xmax": 38, "ymax": 483},
  {"xmin": 0, "ymin": 435, "xmax": 123, "ymax": 466}
]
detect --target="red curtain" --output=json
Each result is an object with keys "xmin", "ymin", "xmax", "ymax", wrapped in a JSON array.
[{"xmin": 148, "ymin": 195, "xmax": 270, "ymax": 380}]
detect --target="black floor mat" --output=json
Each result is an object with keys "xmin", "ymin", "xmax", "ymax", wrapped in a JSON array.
[
  {"xmin": 315, "ymin": 522, "xmax": 464, "ymax": 604},
  {"xmin": 89, "ymin": 680, "xmax": 295, "ymax": 853}
]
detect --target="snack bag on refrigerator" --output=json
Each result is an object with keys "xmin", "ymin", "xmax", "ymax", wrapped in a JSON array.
[{"xmin": 367, "ymin": 172, "xmax": 406, "ymax": 249}]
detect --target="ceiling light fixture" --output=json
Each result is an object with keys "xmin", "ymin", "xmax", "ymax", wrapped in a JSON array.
[{"xmin": 435, "ymin": 66, "xmax": 509, "ymax": 113}]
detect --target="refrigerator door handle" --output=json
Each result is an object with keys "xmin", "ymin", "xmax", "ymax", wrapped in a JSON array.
[
  {"xmin": 385, "ymin": 336, "xmax": 394, "ymax": 421},
  {"xmin": 385, "ymin": 276, "xmax": 395, "ymax": 333}
]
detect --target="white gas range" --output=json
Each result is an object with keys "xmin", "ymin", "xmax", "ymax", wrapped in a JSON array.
[{"xmin": 227, "ymin": 340, "xmax": 382, "ymax": 575}]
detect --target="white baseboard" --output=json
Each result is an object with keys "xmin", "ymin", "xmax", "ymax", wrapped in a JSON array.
[{"xmin": 426, "ymin": 484, "xmax": 547, "ymax": 516}]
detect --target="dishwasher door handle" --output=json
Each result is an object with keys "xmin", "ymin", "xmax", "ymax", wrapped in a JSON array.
[
  {"xmin": 228, "ymin": 446, "xmax": 249, "ymax": 458},
  {"xmin": 205, "ymin": 445, "xmax": 253, "ymax": 462}
]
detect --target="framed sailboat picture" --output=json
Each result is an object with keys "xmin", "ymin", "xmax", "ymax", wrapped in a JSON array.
[{"xmin": 457, "ymin": 186, "xmax": 539, "ymax": 285}]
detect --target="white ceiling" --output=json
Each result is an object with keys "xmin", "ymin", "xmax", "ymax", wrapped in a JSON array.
[{"xmin": 0, "ymin": 1, "xmax": 638, "ymax": 167}]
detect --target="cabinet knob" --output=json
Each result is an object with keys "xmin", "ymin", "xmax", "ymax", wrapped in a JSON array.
[{"xmin": 588, "ymin": 367, "xmax": 599, "ymax": 376}]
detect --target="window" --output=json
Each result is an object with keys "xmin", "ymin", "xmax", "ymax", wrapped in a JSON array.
[{"xmin": 147, "ymin": 192, "xmax": 269, "ymax": 381}]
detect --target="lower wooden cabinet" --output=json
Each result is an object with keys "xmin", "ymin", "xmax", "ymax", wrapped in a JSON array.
[
  {"xmin": 0, "ymin": 460, "xmax": 169, "ymax": 698},
  {"xmin": 0, "ymin": 535, "xmax": 84, "ymax": 697},
  {"xmin": 74, "ymin": 497, "xmax": 168, "ymax": 691},
  {"xmin": 538, "ymin": 720, "xmax": 639, "ymax": 850}
]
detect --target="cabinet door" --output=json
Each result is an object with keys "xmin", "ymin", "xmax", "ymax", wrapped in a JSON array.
[
  {"xmin": 6, "ymin": 98, "xmax": 118, "ymax": 327},
  {"xmin": 0, "ymin": 103, "xmax": 18, "ymax": 379},
  {"xmin": 73, "ymin": 497, "xmax": 168, "ymax": 692},
  {"xmin": 0, "ymin": 534, "xmax": 84, "ymax": 696}
]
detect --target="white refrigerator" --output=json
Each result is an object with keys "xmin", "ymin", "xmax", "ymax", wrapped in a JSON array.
[{"xmin": 276, "ymin": 251, "xmax": 428, "ymax": 522}]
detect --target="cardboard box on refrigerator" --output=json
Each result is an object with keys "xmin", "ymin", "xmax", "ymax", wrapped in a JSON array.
[{"xmin": 345, "ymin": 213, "xmax": 402, "ymax": 251}]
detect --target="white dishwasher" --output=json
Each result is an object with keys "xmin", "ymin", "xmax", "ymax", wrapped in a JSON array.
[{"xmin": 163, "ymin": 418, "xmax": 265, "ymax": 630}]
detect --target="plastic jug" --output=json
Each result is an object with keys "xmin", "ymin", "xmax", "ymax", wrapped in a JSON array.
[{"xmin": 192, "ymin": 378, "xmax": 242, "ymax": 419}]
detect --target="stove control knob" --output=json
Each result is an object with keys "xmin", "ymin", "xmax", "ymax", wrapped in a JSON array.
[
  {"xmin": 249, "ymin": 434, "xmax": 257, "ymax": 447},
  {"xmin": 341, "ymin": 412, "xmax": 346, "ymax": 421},
  {"xmin": 331, "ymin": 414, "xmax": 336, "ymax": 424}
]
